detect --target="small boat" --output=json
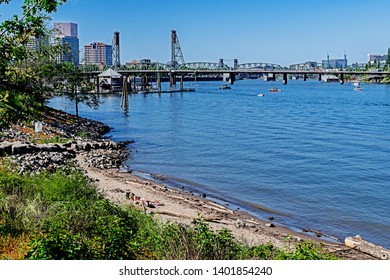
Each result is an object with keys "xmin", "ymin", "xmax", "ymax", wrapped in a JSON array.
[
  {"xmin": 268, "ymin": 87, "xmax": 282, "ymax": 92},
  {"xmin": 220, "ymin": 84, "xmax": 231, "ymax": 90},
  {"xmin": 258, "ymin": 93, "xmax": 265, "ymax": 97},
  {"xmin": 354, "ymin": 86, "xmax": 363, "ymax": 91}
]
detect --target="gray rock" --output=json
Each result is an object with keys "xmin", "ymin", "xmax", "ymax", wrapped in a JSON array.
[{"xmin": 265, "ymin": 223, "xmax": 275, "ymax": 228}]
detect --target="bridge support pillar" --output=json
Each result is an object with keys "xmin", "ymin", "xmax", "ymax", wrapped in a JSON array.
[
  {"xmin": 283, "ymin": 73, "xmax": 288, "ymax": 85},
  {"xmin": 339, "ymin": 73, "xmax": 344, "ymax": 84},
  {"xmin": 180, "ymin": 75, "xmax": 184, "ymax": 91},
  {"xmin": 157, "ymin": 74, "xmax": 161, "ymax": 92},
  {"xmin": 142, "ymin": 76, "xmax": 148, "ymax": 91},
  {"xmin": 229, "ymin": 73, "xmax": 235, "ymax": 85},
  {"xmin": 318, "ymin": 74, "xmax": 322, "ymax": 82},
  {"xmin": 132, "ymin": 76, "xmax": 137, "ymax": 92},
  {"xmin": 170, "ymin": 73, "xmax": 176, "ymax": 90},
  {"xmin": 303, "ymin": 73, "xmax": 307, "ymax": 81}
]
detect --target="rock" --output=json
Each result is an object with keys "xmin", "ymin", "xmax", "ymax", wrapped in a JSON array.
[
  {"xmin": 11, "ymin": 142, "xmax": 30, "ymax": 155},
  {"xmin": 235, "ymin": 219, "xmax": 245, "ymax": 228},
  {"xmin": 345, "ymin": 235, "xmax": 390, "ymax": 260},
  {"xmin": 0, "ymin": 141, "xmax": 13, "ymax": 156},
  {"xmin": 265, "ymin": 223, "xmax": 276, "ymax": 228}
]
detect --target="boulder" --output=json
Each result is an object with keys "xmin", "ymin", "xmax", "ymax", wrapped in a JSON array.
[
  {"xmin": 11, "ymin": 142, "xmax": 29, "ymax": 155},
  {"xmin": 0, "ymin": 141, "xmax": 13, "ymax": 156},
  {"xmin": 345, "ymin": 235, "xmax": 390, "ymax": 260}
]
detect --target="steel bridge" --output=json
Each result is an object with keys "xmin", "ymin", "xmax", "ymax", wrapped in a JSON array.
[{"xmin": 81, "ymin": 61, "xmax": 284, "ymax": 72}]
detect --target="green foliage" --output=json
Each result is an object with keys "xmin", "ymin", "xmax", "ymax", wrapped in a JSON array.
[
  {"xmin": 0, "ymin": 0, "xmax": 66, "ymax": 128},
  {"xmin": 27, "ymin": 200, "xmax": 138, "ymax": 260},
  {"xmin": 55, "ymin": 62, "xmax": 100, "ymax": 118},
  {"xmin": 385, "ymin": 48, "xmax": 390, "ymax": 69},
  {"xmin": 29, "ymin": 135, "xmax": 70, "ymax": 144},
  {"xmin": 0, "ymin": 162, "xmax": 338, "ymax": 260},
  {"xmin": 275, "ymin": 239, "xmax": 338, "ymax": 260}
]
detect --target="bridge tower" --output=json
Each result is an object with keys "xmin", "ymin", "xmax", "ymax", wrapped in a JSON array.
[
  {"xmin": 112, "ymin": 31, "xmax": 120, "ymax": 69},
  {"xmin": 170, "ymin": 29, "xmax": 185, "ymax": 69}
]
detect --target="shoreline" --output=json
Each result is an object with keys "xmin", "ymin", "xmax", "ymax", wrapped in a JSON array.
[
  {"xmin": 75, "ymin": 154, "xmax": 380, "ymax": 260},
  {"xmin": 1, "ymin": 106, "xmax": 385, "ymax": 259}
]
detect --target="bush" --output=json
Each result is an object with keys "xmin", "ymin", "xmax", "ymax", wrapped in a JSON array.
[
  {"xmin": 0, "ymin": 163, "xmax": 338, "ymax": 260},
  {"xmin": 26, "ymin": 199, "xmax": 138, "ymax": 260}
]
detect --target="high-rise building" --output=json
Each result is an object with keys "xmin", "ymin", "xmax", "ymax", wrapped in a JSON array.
[
  {"xmin": 26, "ymin": 36, "xmax": 49, "ymax": 53},
  {"xmin": 54, "ymin": 22, "xmax": 78, "ymax": 38},
  {"xmin": 53, "ymin": 22, "xmax": 79, "ymax": 65},
  {"xmin": 84, "ymin": 42, "xmax": 112, "ymax": 66}
]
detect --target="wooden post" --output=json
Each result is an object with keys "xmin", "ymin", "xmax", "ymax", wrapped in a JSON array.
[{"xmin": 96, "ymin": 76, "xmax": 100, "ymax": 93}]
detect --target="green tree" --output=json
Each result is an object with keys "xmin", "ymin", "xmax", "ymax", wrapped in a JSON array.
[
  {"xmin": 384, "ymin": 48, "xmax": 390, "ymax": 70},
  {"xmin": 0, "ymin": 0, "xmax": 66, "ymax": 128},
  {"xmin": 55, "ymin": 63, "xmax": 100, "ymax": 118}
]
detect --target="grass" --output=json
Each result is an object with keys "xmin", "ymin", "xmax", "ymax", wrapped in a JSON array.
[{"xmin": 0, "ymin": 160, "xmax": 338, "ymax": 260}]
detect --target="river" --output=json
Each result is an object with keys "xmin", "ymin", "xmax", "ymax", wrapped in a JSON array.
[{"xmin": 49, "ymin": 79, "xmax": 390, "ymax": 249}]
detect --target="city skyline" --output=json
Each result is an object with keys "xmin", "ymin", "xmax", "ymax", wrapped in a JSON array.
[{"xmin": 2, "ymin": 0, "xmax": 390, "ymax": 66}]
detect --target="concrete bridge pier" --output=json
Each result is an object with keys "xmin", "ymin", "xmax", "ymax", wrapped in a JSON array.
[
  {"xmin": 157, "ymin": 74, "xmax": 161, "ymax": 92},
  {"xmin": 339, "ymin": 73, "xmax": 344, "ymax": 84},
  {"xmin": 318, "ymin": 74, "xmax": 322, "ymax": 82},
  {"xmin": 170, "ymin": 73, "xmax": 176, "ymax": 90},
  {"xmin": 229, "ymin": 73, "xmax": 235, "ymax": 85},
  {"xmin": 142, "ymin": 76, "xmax": 148, "ymax": 91},
  {"xmin": 283, "ymin": 73, "xmax": 288, "ymax": 84},
  {"xmin": 180, "ymin": 75, "xmax": 184, "ymax": 91},
  {"xmin": 303, "ymin": 73, "xmax": 307, "ymax": 81}
]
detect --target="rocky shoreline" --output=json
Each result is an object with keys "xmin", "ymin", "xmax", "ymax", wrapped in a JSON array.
[
  {"xmin": 1, "ymin": 107, "xmax": 388, "ymax": 260},
  {"xmin": 0, "ymin": 107, "xmax": 131, "ymax": 174}
]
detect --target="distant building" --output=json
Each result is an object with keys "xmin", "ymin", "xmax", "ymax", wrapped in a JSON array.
[
  {"xmin": 26, "ymin": 36, "xmax": 49, "ymax": 53},
  {"xmin": 289, "ymin": 61, "xmax": 318, "ymax": 70},
  {"xmin": 322, "ymin": 54, "xmax": 348, "ymax": 69},
  {"xmin": 125, "ymin": 59, "xmax": 152, "ymax": 68},
  {"xmin": 54, "ymin": 22, "xmax": 78, "ymax": 38},
  {"xmin": 84, "ymin": 42, "xmax": 112, "ymax": 66},
  {"xmin": 367, "ymin": 54, "xmax": 387, "ymax": 66},
  {"xmin": 53, "ymin": 22, "xmax": 79, "ymax": 65}
]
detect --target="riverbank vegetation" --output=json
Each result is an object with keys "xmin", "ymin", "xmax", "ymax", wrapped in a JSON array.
[
  {"xmin": 0, "ymin": 0, "xmax": 100, "ymax": 129},
  {"xmin": 0, "ymin": 160, "xmax": 337, "ymax": 260}
]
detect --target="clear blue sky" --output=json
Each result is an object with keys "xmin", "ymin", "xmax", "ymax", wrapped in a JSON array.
[{"xmin": 2, "ymin": 0, "xmax": 390, "ymax": 66}]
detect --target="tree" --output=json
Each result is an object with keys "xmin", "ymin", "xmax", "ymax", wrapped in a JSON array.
[
  {"xmin": 385, "ymin": 48, "xmax": 390, "ymax": 70},
  {"xmin": 56, "ymin": 63, "xmax": 100, "ymax": 118},
  {"xmin": 0, "ymin": 0, "xmax": 66, "ymax": 128}
]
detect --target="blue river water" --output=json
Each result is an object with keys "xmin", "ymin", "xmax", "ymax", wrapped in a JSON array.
[{"xmin": 49, "ymin": 79, "xmax": 390, "ymax": 248}]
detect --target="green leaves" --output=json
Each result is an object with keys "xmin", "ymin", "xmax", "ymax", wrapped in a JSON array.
[{"xmin": 0, "ymin": 0, "xmax": 66, "ymax": 128}]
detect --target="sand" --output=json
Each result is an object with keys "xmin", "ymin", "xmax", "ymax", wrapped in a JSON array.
[{"xmin": 75, "ymin": 154, "xmax": 375, "ymax": 259}]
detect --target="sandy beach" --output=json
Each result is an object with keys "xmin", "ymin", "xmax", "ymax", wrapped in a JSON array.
[{"xmin": 75, "ymin": 153, "xmax": 376, "ymax": 260}]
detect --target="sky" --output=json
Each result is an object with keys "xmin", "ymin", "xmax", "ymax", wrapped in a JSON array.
[{"xmin": 2, "ymin": 0, "xmax": 390, "ymax": 66}]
